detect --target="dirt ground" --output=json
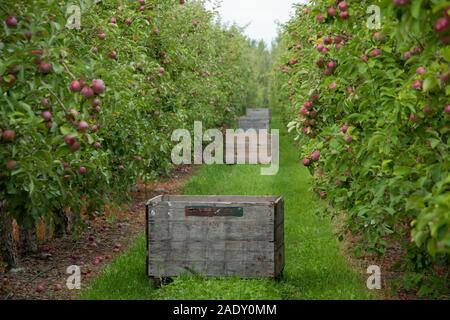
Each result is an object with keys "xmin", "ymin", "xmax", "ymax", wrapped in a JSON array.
[{"xmin": 0, "ymin": 165, "xmax": 197, "ymax": 300}]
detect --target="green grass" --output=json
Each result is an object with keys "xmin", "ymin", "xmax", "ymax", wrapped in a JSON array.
[{"xmin": 80, "ymin": 115, "xmax": 376, "ymax": 300}]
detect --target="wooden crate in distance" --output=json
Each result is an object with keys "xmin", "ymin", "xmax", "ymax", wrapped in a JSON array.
[{"xmin": 146, "ymin": 195, "xmax": 284, "ymax": 285}]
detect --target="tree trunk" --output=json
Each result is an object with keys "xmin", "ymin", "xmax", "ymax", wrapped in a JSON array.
[
  {"xmin": 0, "ymin": 201, "xmax": 19, "ymax": 268},
  {"xmin": 19, "ymin": 225, "xmax": 38, "ymax": 255},
  {"xmin": 54, "ymin": 208, "xmax": 69, "ymax": 238}
]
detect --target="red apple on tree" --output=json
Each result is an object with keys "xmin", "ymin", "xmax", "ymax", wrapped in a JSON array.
[
  {"xmin": 345, "ymin": 135, "xmax": 353, "ymax": 143},
  {"xmin": 329, "ymin": 82, "xmax": 337, "ymax": 90},
  {"xmin": 303, "ymin": 157, "xmax": 311, "ymax": 167},
  {"xmin": 70, "ymin": 80, "xmax": 81, "ymax": 92},
  {"xmin": 444, "ymin": 105, "xmax": 450, "ymax": 114},
  {"xmin": 92, "ymin": 98, "xmax": 101, "ymax": 107},
  {"xmin": 341, "ymin": 124, "xmax": 349, "ymax": 134},
  {"xmin": 340, "ymin": 11, "xmax": 350, "ymax": 19},
  {"xmin": 411, "ymin": 47, "xmax": 421, "ymax": 55},
  {"xmin": 412, "ymin": 80, "xmax": 422, "ymax": 90},
  {"xmin": 374, "ymin": 32, "xmax": 385, "ymax": 41},
  {"xmin": 81, "ymin": 86, "xmax": 94, "ymax": 99},
  {"xmin": 300, "ymin": 107, "xmax": 309, "ymax": 115},
  {"xmin": 338, "ymin": 1, "xmax": 348, "ymax": 11},
  {"xmin": 64, "ymin": 135, "xmax": 76, "ymax": 146},
  {"xmin": 311, "ymin": 151, "xmax": 320, "ymax": 161},
  {"xmin": 70, "ymin": 141, "xmax": 81, "ymax": 152},
  {"xmin": 440, "ymin": 72, "xmax": 449, "ymax": 83},
  {"xmin": 315, "ymin": 59, "xmax": 325, "ymax": 68},
  {"xmin": 416, "ymin": 67, "xmax": 426, "ymax": 75},
  {"xmin": 41, "ymin": 111, "xmax": 52, "ymax": 122},
  {"xmin": 393, "ymin": 0, "xmax": 410, "ymax": 6},
  {"xmin": 78, "ymin": 121, "xmax": 89, "ymax": 132},
  {"xmin": 5, "ymin": 16, "xmax": 18, "ymax": 27},
  {"xmin": 6, "ymin": 160, "xmax": 17, "ymax": 170},
  {"xmin": 316, "ymin": 13, "xmax": 324, "ymax": 23},
  {"xmin": 327, "ymin": 7, "xmax": 336, "ymax": 17},
  {"xmin": 38, "ymin": 62, "xmax": 53, "ymax": 73},
  {"xmin": 2, "ymin": 129, "xmax": 16, "ymax": 141},
  {"xmin": 91, "ymin": 124, "xmax": 99, "ymax": 132},
  {"xmin": 409, "ymin": 113, "xmax": 417, "ymax": 122},
  {"xmin": 435, "ymin": 17, "xmax": 450, "ymax": 33},
  {"xmin": 92, "ymin": 79, "xmax": 106, "ymax": 94},
  {"xmin": 108, "ymin": 51, "xmax": 118, "ymax": 60},
  {"xmin": 304, "ymin": 101, "xmax": 313, "ymax": 110},
  {"xmin": 333, "ymin": 35, "xmax": 342, "ymax": 44},
  {"xmin": 370, "ymin": 48, "xmax": 381, "ymax": 57}
]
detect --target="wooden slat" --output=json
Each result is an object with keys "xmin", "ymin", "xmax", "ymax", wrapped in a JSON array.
[{"xmin": 148, "ymin": 220, "xmax": 275, "ymax": 241}]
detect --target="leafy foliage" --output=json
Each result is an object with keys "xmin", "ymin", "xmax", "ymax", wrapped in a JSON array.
[
  {"xmin": 0, "ymin": 0, "xmax": 254, "ymax": 234},
  {"xmin": 271, "ymin": 0, "xmax": 449, "ymax": 297}
]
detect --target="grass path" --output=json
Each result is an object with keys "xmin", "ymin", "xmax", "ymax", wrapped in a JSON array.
[{"xmin": 80, "ymin": 116, "xmax": 375, "ymax": 300}]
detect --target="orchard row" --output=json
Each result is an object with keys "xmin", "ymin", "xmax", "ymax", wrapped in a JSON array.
[
  {"xmin": 271, "ymin": 0, "xmax": 449, "ymax": 297},
  {"xmin": 0, "ymin": 0, "xmax": 256, "ymax": 267}
]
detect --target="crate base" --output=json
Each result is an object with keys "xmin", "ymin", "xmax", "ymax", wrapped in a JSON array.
[
  {"xmin": 149, "ymin": 276, "xmax": 173, "ymax": 288},
  {"xmin": 148, "ymin": 271, "xmax": 283, "ymax": 288}
]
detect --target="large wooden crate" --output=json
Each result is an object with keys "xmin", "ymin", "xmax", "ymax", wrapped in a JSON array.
[
  {"xmin": 238, "ymin": 108, "xmax": 271, "ymax": 130},
  {"xmin": 238, "ymin": 116, "xmax": 270, "ymax": 130},
  {"xmin": 146, "ymin": 195, "xmax": 284, "ymax": 283},
  {"xmin": 246, "ymin": 108, "xmax": 272, "ymax": 119}
]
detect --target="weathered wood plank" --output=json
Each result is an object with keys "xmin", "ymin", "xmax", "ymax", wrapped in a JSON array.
[
  {"xmin": 148, "ymin": 220, "xmax": 275, "ymax": 241},
  {"xmin": 149, "ymin": 259, "xmax": 276, "ymax": 278},
  {"xmin": 148, "ymin": 195, "xmax": 281, "ymax": 204},
  {"xmin": 246, "ymin": 108, "xmax": 272, "ymax": 118}
]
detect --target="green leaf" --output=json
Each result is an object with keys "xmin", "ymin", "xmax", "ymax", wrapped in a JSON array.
[
  {"xmin": 441, "ymin": 47, "xmax": 450, "ymax": 62},
  {"xmin": 429, "ymin": 138, "xmax": 440, "ymax": 149},
  {"xmin": 60, "ymin": 125, "xmax": 74, "ymax": 136},
  {"xmin": 432, "ymin": 2, "xmax": 450, "ymax": 14},
  {"xmin": 394, "ymin": 166, "xmax": 411, "ymax": 176},
  {"xmin": 411, "ymin": 0, "xmax": 422, "ymax": 19},
  {"xmin": 423, "ymin": 77, "xmax": 439, "ymax": 92}
]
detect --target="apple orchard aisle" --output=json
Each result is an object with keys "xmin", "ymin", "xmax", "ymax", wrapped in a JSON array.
[{"xmin": 80, "ymin": 116, "xmax": 375, "ymax": 300}]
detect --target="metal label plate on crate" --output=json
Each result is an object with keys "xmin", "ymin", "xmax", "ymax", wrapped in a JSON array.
[{"xmin": 185, "ymin": 206, "xmax": 244, "ymax": 217}]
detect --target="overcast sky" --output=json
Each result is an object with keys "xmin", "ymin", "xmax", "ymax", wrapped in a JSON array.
[{"xmin": 206, "ymin": 0, "xmax": 308, "ymax": 45}]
